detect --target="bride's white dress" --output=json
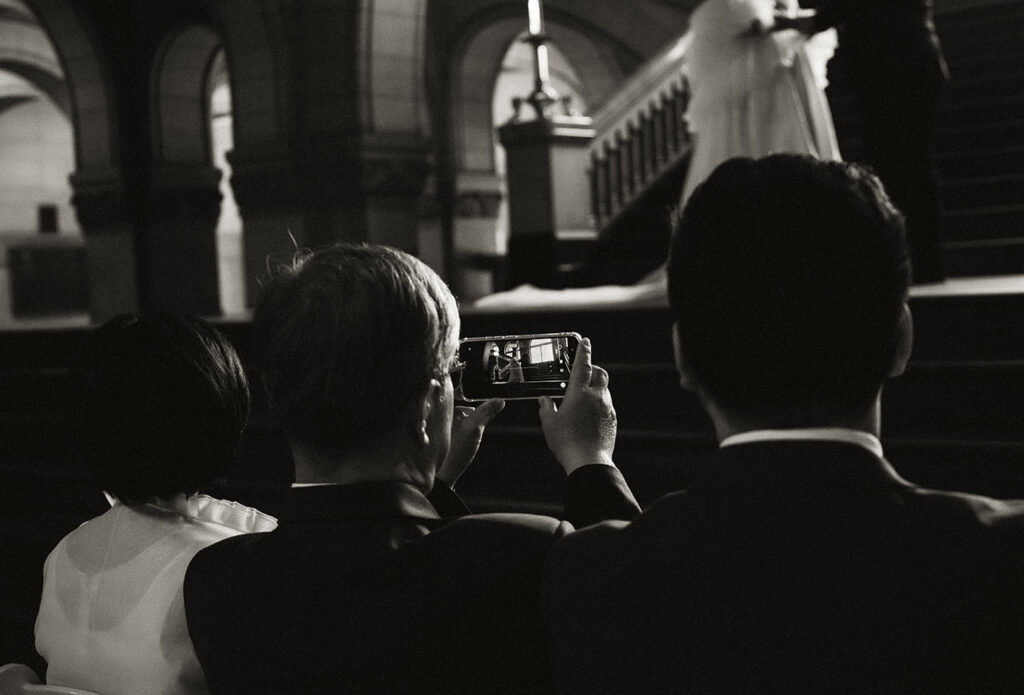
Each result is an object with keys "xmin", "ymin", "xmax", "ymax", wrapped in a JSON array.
[
  {"xmin": 680, "ymin": 0, "xmax": 840, "ymax": 205},
  {"xmin": 474, "ymin": 0, "xmax": 840, "ymax": 310}
]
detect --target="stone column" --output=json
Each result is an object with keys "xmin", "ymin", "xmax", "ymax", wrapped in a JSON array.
[
  {"xmin": 70, "ymin": 168, "xmax": 139, "ymax": 322},
  {"xmin": 359, "ymin": 134, "xmax": 431, "ymax": 251},
  {"xmin": 454, "ymin": 172, "xmax": 504, "ymax": 297},
  {"xmin": 144, "ymin": 165, "xmax": 223, "ymax": 315},
  {"xmin": 228, "ymin": 147, "xmax": 305, "ymax": 307},
  {"xmin": 230, "ymin": 137, "xmax": 431, "ymax": 307}
]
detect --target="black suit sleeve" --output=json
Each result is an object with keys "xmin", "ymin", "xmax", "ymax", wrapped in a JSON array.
[
  {"xmin": 428, "ymin": 479, "xmax": 473, "ymax": 518},
  {"xmin": 563, "ymin": 465, "xmax": 640, "ymax": 528},
  {"xmin": 810, "ymin": 0, "xmax": 844, "ymax": 32}
]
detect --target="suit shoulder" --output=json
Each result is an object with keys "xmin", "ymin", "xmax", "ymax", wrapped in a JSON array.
[
  {"xmin": 185, "ymin": 530, "xmax": 274, "ymax": 581},
  {"xmin": 903, "ymin": 485, "xmax": 1024, "ymax": 528},
  {"xmin": 440, "ymin": 512, "xmax": 568, "ymax": 544}
]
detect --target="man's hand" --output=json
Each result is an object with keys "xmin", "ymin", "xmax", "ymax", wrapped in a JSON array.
[
  {"xmin": 437, "ymin": 398, "xmax": 505, "ymax": 486},
  {"xmin": 538, "ymin": 338, "xmax": 617, "ymax": 475}
]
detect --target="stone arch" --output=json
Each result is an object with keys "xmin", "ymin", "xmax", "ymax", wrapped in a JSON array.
[
  {"xmin": 453, "ymin": 17, "xmax": 627, "ymax": 177},
  {"xmin": 358, "ymin": 0, "xmax": 430, "ymax": 136},
  {"xmin": 143, "ymin": 21, "xmax": 225, "ymax": 315},
  {"xmin": 151, "ymin": 24, "xmax": 220, "ymax": 165},
  {"xmin": 22, "ymin": 0, "xmax": 116, "ymax": 170},
  {"xmin": 0, "ymin": 4, "xmax": 68, "ymax": 115}
]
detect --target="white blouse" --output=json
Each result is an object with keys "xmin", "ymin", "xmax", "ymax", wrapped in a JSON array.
[{"xmin": 35, "ymin": 494, "xmax": 277, "ymax": 695}]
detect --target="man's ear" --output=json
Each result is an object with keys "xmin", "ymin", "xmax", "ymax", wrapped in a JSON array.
[
  {"xmin": 888, "ymin": 302, "xmax": 913, "ymax": 378},
  {"xmin": 672, "ymin": 323, "xmax": 697, "ymax": 391},
  {"xmin": 407, "ymin": 379, "xmax": 443, "ymax": 447}
]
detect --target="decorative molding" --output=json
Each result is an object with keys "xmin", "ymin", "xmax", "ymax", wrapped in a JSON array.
[
  {"xmin": 590, "ymin": 33, "xmax": 690, "ymax": 151},
  {"xmin": 227, "ymin": 154, "xmax": 302, "ymax": 211},
  {"xmin": 361, "ymin": 151, "xmax": 431, "ymax": 199},
  {"xmin": 69, "ymin": 169, "xmax": 128, "ymax": 233},
  {"xmin": 455, "ymin": 190, "xmax": 503, "ymax": 219}
]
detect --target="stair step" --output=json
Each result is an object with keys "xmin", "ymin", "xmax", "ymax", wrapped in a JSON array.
[
  {"xmin": 937, "ymin": 146, "xmax": 1024, "ymax": 180},
  {"xmin": 942, "ymin": 70, "xmax": 1024, "ymax": 103},
  {"xmin": 462, "ymin": 426, "xmax": 1024, "ymax": 509},
  {"xmin": 488, "ymin": 360, "xmax": 1023, "ymax": 441},
  {"xmin": 942, "ymin": 236, "xmax": 1024, "ymax": 276},
  {"xmin": 943, "ymin": 204, "xmax": 1024, "ymax": 241},
  {"xmin": 938, "ymin": 94, "xmax": 1024, "ymax": 125},
  {"xmin": 935, "ymin": 119, "xmax": 1024, "ymax": 151},
  {"xmin": 936, "ymin": 1, "xmax": 1024, "ymax": 25},
  {"xmin": 882, "ymin": 360, "xmax": 1024, "ymax": 441},
  {"xmin": 941, "ymin": 174, "xmax": 1024, "ymax": 209}
]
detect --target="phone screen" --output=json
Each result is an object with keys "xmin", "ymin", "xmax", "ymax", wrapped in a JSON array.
[{"xmin": 457, "ymin": 332, "xmax": 580, "ymax": 401}]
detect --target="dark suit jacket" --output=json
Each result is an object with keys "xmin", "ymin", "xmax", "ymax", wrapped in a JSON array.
[
  {"xmin": 185, "ymin": 465, "xmax": 638, "ymax": 694},
  {"xmin": 811, "ymin": 0, "xmax": 949, "ymax": 88},
  {"xmin": 544, "ymin": 441, "xmax": 1024, "ymax": 694}
]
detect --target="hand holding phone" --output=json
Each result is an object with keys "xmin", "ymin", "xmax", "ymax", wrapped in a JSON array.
[
  {"xmin": 538, "ymin": 337, "xmax": 617, "ymax": 475},
  {"xmin": 437, "ymin": 398, "xmax": 505, "ymax": 485}
]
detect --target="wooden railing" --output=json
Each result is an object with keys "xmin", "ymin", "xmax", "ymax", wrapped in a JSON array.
[{"xmin": 589, "ymin": 79, "xmax": 691, "ymax": 231}]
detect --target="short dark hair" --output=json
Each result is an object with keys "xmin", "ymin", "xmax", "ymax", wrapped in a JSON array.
[
  {"xmin": 67, "ymin": 314, "xmax": 250, "ymax": 504},
  {"xmin": 668, "ymin": 154, "xmax": 911, "ymax": 420},
  {"xmin": 253, "ymin": 244, "xmax": 459, "ymax": 455}
]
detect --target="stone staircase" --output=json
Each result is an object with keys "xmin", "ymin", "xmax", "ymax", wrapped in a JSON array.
[
  {"xmin": 825, "ymin": 0, "xmax": 1024, "ymax": 277},
  {"xmin": 579, "ymin": 0, "xmax": 1024, "ymax": 282}
]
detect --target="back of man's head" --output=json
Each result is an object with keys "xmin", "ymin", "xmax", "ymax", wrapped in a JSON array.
[
  {"xmin": 253, "ymin": 244, "xmax": 459, "ymax": 456},
  {"xmin": 668, "ymin": 154, "xmax": 911, "ymax": 422}
]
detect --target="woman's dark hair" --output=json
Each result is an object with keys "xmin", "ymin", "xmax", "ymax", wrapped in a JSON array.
[{"xmin": 66, "ymin": 313, "xmax": 250, "ymax": 504}]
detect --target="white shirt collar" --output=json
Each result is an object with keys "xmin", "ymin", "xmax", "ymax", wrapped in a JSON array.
[{"xmin": 719, "ymin": 428, "xmax": 884, "ymax": 459}]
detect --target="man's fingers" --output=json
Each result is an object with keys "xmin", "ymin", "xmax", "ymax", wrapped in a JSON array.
[
  {"xmin": 473, "ymin": 398, "xmax": 505, "ymax": 426},
  {"xmin": 538, "ymin": 395, "xmax": 558, "ymax": 422},
  {"xmin": 567, "ymin": 337, "xmax": 593, "ymax": 396},
  {"xmin": 590, "ymin": 366, "xmax": 610, "ymax": 390}
]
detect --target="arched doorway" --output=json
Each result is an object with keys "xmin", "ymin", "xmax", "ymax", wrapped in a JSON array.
[
  {"xmin": 148, "ymin": 23, "xmax": 230, "ymax": 316},
  {"xmin": 0, "ymin": 0, "xmax": 85, "ymax": 326},
  {"xmin": 450, "ymin": 18, "xmax": 621, "ymax": 298}
]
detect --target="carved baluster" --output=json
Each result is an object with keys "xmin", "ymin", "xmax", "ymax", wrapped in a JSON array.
[
  {"xmin": 590, "ymin": 149, "xmax": 603, "ymax": 228},
  {"xmin": 667, "ymin": 84, "xmax": 682, "ymax": 155},
  {"xmin": 678, "ymin": 78, "xmax": 692, "ymax": 147},
  {"xmin": 602, "ymin": 140, "xmax": 610, "ymax": 216},
  {"xmin": 613, "ymin": 131, "xmax": 627, "ymax": 211},
  {"xmin": 627, "ymin": 122, "xmax": 640, "ymax": 199},
  {"xmin": 643, "ymin": 110, "xmax": 651, "ymax": 183},
  {"xmin": 652, "ymin": 99, "xmax": 666, "ymax": 173},
  {"xmin": 604, "ymin": 140, "xmax": 618, "ymax": 215}
]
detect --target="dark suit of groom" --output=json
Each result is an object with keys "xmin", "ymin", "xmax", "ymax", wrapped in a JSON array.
[
  {"xmin": 543, "ymin": 157, "xmax": 1024, "ymax": 693},
  {"xmin": 803, "ymin": 0, "xmax": 950, "ymax": 281}
]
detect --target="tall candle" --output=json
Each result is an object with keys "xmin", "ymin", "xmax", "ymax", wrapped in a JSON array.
[{"xmin": 528, "ymin": 0, "xmax": 544, "ymax": 35}]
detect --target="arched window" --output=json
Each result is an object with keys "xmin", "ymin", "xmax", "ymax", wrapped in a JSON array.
[{"xmin": 207, "ymin": 49, "xmax": 244, "ymax": 315}]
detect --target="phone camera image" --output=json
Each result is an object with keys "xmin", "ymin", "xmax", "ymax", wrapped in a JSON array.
[{"xmin": 457, "ymin": 333, "xmax": 579, "ymax": 401}]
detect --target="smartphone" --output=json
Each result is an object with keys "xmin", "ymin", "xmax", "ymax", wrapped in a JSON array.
[{"xmin": 457, "ymin": 332, "xmax": 581, "ymax": 401}]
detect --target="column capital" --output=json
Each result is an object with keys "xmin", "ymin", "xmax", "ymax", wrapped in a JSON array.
[
  {"xmin": 227, "ymin": 147, "xmax": 302, "ymax": 212},
  {"xmin": 69, "ymin": 168, "xmax": 129, "ymax": 234},
  {"xmin": 147, "ymin": 164, "xmax": 223, "ymax": 223}
]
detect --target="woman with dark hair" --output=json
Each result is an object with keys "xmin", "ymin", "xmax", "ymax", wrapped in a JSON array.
[{"xmin": 34, "ymin": 314, "xmax": 276, "ymax": 695}]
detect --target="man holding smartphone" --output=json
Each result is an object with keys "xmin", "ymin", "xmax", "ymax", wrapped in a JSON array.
[{"xmin": 183, "ymin": 243, "xmax": 639, "ymax": 694}]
